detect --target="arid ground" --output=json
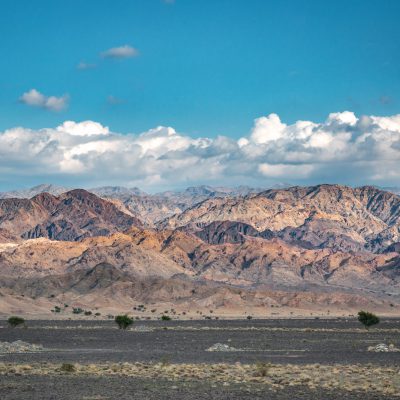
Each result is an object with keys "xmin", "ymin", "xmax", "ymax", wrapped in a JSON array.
[{"xmin": 0, "ymin": 318, "xmax": 399, "ymax": 399}]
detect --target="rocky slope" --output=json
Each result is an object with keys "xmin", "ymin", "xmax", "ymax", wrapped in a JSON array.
[
  {"xmin": 0, "ymin": 183, "xmax": 399, "ymax": 316},
  {"xmin": 95, "ymin": 185, "xmax": 264, "ymax": 225},
  {"xmin": 0, "ymin": 189, "xmax": 142, "ymax": 241},
  {"xmin": 0, "ymin": 227, "xmax": 398, "ymax": 313},
  {"xmin": 0, "ymin": 184, "xmax": 70, "ymax": 199},
  {"xmin": 161, "ymin": 184, "xmax": 400, "ymax": 253}
]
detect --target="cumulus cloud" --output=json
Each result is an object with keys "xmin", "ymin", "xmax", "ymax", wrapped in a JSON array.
[
  {"xmin": 56, "ymin": 121, "xmax": 110, "ymax": 136},
  {"xmin": 19, "ymin": 89, "xmax": 69, "ymax": 112},
  {"xmin": 101, "ymin": 45, "xmax": 139, "ymax": 59},
  {"xmin": 1, "ymin": 111, "xmax": 400, "ymax": 190}
]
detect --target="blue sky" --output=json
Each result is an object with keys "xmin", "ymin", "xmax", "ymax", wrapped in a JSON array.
[
  {"xmin": 0, "ymin": 0, "xmax": 400, "ymax": 191},
  {"xmin": 0, "ymin": 0, "xmax": 399, "ymax": 137}
]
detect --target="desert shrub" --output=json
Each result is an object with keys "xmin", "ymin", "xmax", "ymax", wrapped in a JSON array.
[
  {"xmin": 161, "ymin": 315, "xmax": 171, "ymax": 321},
  {"xmin": 54, "ymin": 306, "xmax": 61, "ymax": 313},
  {"xmin": 115, "ymin": 315, "xmax": 133, "ymax": 329},
  {"xmin": 84, "ymin": 311, "xmax": 92, "ymax": 316},
  {"xmin": 358, "ymin": 310, "xmax": 380, "ymax": 329},
  {"xmin": 8, "ymin": 316, "xmax": 25, "ymax": 328},
  {"xmin": 72, "ymin": 307, "xmax": 83, "ymax": 314},
  {"xmin": 255, "ymin": 362, "xmax": 270, "ymax": 377},
  {"xmin": 95, "ymin": 312, "xmax": 101, "ymax": 316},
  {"xmin": 159, "ymin": 355, "xmax": 170, "ymax": 367},
  {"xmin": 247, "ymin": 315, "xmax": 253, "ymax": 320},
  {"xmin": 60, "ymin": 363, "xmax": 76, "ymax": 373}
]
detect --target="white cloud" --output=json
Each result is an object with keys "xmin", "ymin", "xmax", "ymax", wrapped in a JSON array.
[
  {"xmin": 101, "ymin": 45, "xmax": 139, "ymax": 59},
  {"xmin": 19, "ymin": 89, "xmax": 69, "ymax": 112},
  {"xmin": 56, "ymin": 121, "xmax": 110, "ymax": 136},
  {"xmin": 77, "ymin": 62, "xmax": 96, "ymax": 70},
  {"xmin": 258, "ymin": 163, "xmax": 315, "ymax": 178},
  {"xmin": 1, "ymin": 111, "xmax": 400, "ymax": 190}
]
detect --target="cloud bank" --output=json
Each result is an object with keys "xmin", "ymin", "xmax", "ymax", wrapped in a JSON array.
[
  {"xmin": 1, "ymin": 111, "xmax": 400, "ymax": 190},
  {"xmin": 19, "ymin": 89, "xmax": 69, "ymax": 112}
]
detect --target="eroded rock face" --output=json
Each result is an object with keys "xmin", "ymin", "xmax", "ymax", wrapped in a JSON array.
[
  {"xmin": 161, "ymin": 184, "xmax": 400, "ymax": 253},
  {"xmin": 0, "ymin": 226, "xmax": 398, "ymax": 312},
  {"xmin": 0, "ymin": 183, "xmax": 399, "ymax": 313},
  {"xmin": 0, "ymin": 189, "xmax": 142, "ymax": 241}
]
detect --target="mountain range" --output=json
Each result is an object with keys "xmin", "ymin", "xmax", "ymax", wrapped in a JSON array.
[{"xmin": 0, "ymin": 183, "xmax": 399, "ymax": 317}]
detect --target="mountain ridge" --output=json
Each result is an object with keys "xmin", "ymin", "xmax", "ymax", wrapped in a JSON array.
[{"xmin": 0, "ymin": 183, "xmax": 399, "ymax": 316}]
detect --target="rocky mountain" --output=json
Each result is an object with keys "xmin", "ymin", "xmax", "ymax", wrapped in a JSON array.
[
  {"xmin": 0, "ymin": 189, "xmax": 142, "ymax": 241},
  {"xmin": 382, "ymin": 186, "xmax": 400, "ymax": 195},
  {"xmin": 89, "ymin": 186, "xmax": 147, "ymax": 197},
  {"xmin": 0, "ymin": 227, "xmax": 398, "ymax": 315},
  {"xmin": 161, "ymin": 184, "xmax": 400, "ymax": 253},
  {"xmin": 95, "ymin": 184, "xmax": 266, "ymax": 225},
  {"xmin": 0, "ymin": 184, "xmax": 70, "ymax": 199},
  {"xmin": 0, "ymin": 183, "xmax": 399, "ymax": 316},
  {"xmin": 0, "ymin": 183, "xmax": 269, "ymax": 226}
]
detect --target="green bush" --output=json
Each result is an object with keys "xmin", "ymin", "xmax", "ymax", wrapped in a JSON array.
[
  {"xmin": 84, "ymin": 311, "xmax": 92, "ymax": 316},
  {"xmin": 115, "ymin": 315, "xmax": 133, "ymax": 329},
  {"xmin": 8, "ymin": 316, "xmax": 25, "ymax": 328},
  {"xmin": 72, "ymin": 307, "xmax": 83, "ymax": 314},
  {"xmin": 161, "ymin": 315, "xmax": 171, "ymax": 321},
  {"xmin": 358, "ymin": 310, "xmax": 380, "ymax": 329},
  {"xmin": 60, "ymin": 363, "xmax": 76, "ymax": 373}
]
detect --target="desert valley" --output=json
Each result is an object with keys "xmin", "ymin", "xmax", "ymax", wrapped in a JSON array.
[{"xmin": 2, "ymin": 2, "xmax": 400, "ymax": 397}]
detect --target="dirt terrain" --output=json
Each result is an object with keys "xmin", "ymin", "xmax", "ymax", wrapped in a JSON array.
[{"xmin": 0, "ymin": 319, "xmax": 399, "ymax": 399}]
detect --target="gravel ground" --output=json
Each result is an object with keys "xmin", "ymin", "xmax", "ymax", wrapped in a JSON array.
[
  {"xmin": 0, "ymin": 318, "xmax": 399, "ymax": 365},
  {"xmin": 0, "ymin": 375, "xmax": 395, "ymax": 400},
  {"xmin": 0, "ymin": 318, "xmax": 399, "ymax": 399}
]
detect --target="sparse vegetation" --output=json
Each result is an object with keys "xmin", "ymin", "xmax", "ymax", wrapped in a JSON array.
[
  {"xmin": 159, "ymin": 355, "xmax": 170, "ymax": 367},
  {"xmin": 161, "ymin": 315, "xmax": 171, "ymax": 321},
  {"xmin": 72, "ymin": 307, "xmax": 83, "ymax": 314},
  {"xmin": 115, "ymin": 314, "xmax": 133, "ymax": 329},
  {"xmin": 247, "ymin": 315, "xmax": 253, "ymax": 320},
  {"xmin": 8, "ymin": 316, "xmax": 25, "ymax": 328},
  {"xmin": 84, "ymin": 311, "xmax": 92, "ymax": 316},
  {"xmin": 255, "ymin": 361, "xmax": 271, "ymax": 377},
  {"xmin": 60, "ymin": 363, "xmax": 76, "ymax": 373},
  {"xmin": 358, "ymin": 310, "xmax": 380, "ymax": 329}
]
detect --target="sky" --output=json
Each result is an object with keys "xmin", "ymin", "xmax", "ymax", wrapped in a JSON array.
[{"xmin": 0, "ymin": 0, "xmax": 400, "ymax": 191}]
